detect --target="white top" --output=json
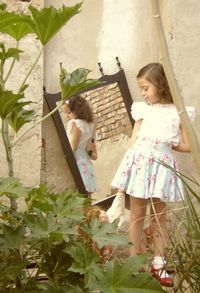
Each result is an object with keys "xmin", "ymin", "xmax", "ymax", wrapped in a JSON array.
[
  {"xmin": 131, "ymin": 102, "xmax": 195, "ymax": 146},
  {"xmin": 67, "ymin": 119, "xmax": 94, "ymax": 149}
]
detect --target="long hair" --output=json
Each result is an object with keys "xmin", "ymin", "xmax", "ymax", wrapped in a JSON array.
[
  {"xmin": 66, "ymin": 95, "xmax": 93, "ymax": 122},
  {"xmin": 137, "ymin": 63, "xmax": 173, "ymax": 103}
]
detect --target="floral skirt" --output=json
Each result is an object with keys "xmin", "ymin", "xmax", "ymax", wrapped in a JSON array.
[
  {"xmin": 111, "ymin": 137, "xmax": 184, "ymax": 202},
  {"xmin": 76, "ymin": 147, "xmax": 98, "ymax": 193}
]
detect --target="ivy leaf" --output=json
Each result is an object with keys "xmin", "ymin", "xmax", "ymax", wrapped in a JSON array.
[
  {"xmin": 90, "ymin": 257, "xmax": 166, "ymax": 293},
  {"xmin": 27, "ymin": 3, "xmax": 82, "ymax": 45},
  {"xmin": 60, "ymin": 67, "xmax": 101, "ymax": 100},
  {"xmin": 83, "ymin": 219, "xmax": 130, "ymax": 249}
]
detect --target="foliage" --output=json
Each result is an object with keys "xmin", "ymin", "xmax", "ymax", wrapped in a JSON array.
[
  {"xmin": 0, "ymin": 3, "xmax": 82, "ymax": 42},
  {"xmin": 166, "ymin": 174, "xmax": 200, "ymax": 293},
  {"xmin": 0, "ymin": 178, "xmax": 165, "ymax": 292},
  {"xmin": 60, "ymin": 67, "xmax": 100, "ymax": 101},
  {"xmin": 0, "ymin": 2, "xmax": 100, "ymax": 180}
]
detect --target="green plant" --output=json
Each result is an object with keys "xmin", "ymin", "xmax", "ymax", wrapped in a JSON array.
[
  {"xmin": 0, "ymin": 2, "xmax": 100, "ymax": 209},
  {"xmin": 0, "ymin": 178, "xmax": 166, "ymax": 292},
  {"xmin": 166, "ymin": 175, "xmax": 200, "ymax": 293},
  {"xmin": 0, "ymin": 3, "xmax": 166, "ymax": 292}
]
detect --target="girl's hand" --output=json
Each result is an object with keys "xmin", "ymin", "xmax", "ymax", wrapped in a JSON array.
[
  {"xmin": 86, "ymin": 142, "xmax": 98, "ymax": 160},
  {"xmin": 172, "ymin": 123, "xmax": 191, "ymax": 152}
]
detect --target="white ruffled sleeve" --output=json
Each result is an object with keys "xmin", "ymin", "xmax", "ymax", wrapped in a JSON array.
[
  {"xmin": 66, "ymin": 120, "xmax": 73, "ymax": 135},
  {"xmin": 186, "ymin": 106, "xmax": 195, "ymax": 122},
  {"xmin": 131, "ymin": 102, "xmax": 146, "ymax": 121},
  {"xmin": 67, "ymin": 119, "xmax": 86, "ymax": 135},
  {"xmin": 171, "ymin": 106, "xmax": 196, "ymax": 147}
]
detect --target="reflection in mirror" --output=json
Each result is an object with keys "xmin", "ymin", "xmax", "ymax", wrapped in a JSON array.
[{"xmin": 45, "ymin": 69, "xmax": 134, "ymax": 206}]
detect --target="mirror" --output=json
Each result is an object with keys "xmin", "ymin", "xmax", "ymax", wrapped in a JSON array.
[{"xmin": 44, "ymin": 68, "xmax": 134, "ymax": 208}]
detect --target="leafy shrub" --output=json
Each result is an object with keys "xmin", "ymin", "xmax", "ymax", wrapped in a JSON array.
[{"xmin": 0, "ymin": 177, "xmax": 165, "ymax": 292}]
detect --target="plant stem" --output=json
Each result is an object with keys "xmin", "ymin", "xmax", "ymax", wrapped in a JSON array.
[
  {"xmin": 11, "ymin": 101, "xmax": 63, "ymax": 148},
  {"xmin": 1, "ymin": 119, "xmax": 10, "ymax": 166},
  {"xmin": 151, "ymin": 0, "xmax": 200, "ymax": 176},
  {"xmin": 18, "ymin": 46, "xmax": 43, "ymax": 93},
  {"xmin": 1, "ymin": 119, "xmax": 13, "ymax": 177},
  {"xmin": 0, "ymin": 59, "xmax": 5, "ymax": 89},
  {"xmin": 4, "ymin": 41, "xmax": 19, "ymax": 84},
  {"xmin": 1, "ymin": 119, "xmax": 16, "ymax": 209}
]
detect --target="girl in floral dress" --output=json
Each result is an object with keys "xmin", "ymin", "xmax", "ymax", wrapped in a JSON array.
[
  {"xmin": 111, "ymin": 63, "xmax": 195, "ymax": 287},
  {"xmin": 63, "ymin": 95, "xmax": 98, "ymax": 196}
]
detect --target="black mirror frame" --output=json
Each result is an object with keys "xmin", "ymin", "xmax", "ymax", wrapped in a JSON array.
[{"xmin": 44, "ymin": 69, "xmax": 134, "ymax": 207}]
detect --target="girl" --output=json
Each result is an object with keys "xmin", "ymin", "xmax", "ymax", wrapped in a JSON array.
[
  {"xmin": 111, "ymin": 63, "xmax": 195, "ymax": 287},
  {"xmin": 63, "ymin": 95, "xmax": 98, "ymax": 196}
]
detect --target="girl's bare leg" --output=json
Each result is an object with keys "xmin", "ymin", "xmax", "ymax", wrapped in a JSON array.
[
  {"xmin": 129, "ymin": 197, "xmax": 147, "ymax": 256},
  {"xmin": 150, "ymin": 198, "xmax": 167, "ymax": 257},
  {"xmin": 150, "ymin": 199, "xmax": 174, "ymax": 287}
]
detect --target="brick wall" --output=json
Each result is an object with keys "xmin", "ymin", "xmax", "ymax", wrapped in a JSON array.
[{"xmin": 82, "ymin": 82, "xmax": 132, "ymax": 142}]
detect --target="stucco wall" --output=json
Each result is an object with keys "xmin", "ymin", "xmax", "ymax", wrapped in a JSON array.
[
  {"xmin": 160, "ymin": 0, "xmax": 200, "ymax": 179},
  {"xmin": 1, "ymin": 0, "xmax": 199, "ymax": 199},
  {"xmin": 44, "ymin": 0, "xmax": 200, "ymax": 200},
  {"xmin": 43, "ymin": 0, "xmax": 104, "ymax": 192},
  {"xmin": 0, "ymin": 0, "xmax": 43, "ymax": 187}
]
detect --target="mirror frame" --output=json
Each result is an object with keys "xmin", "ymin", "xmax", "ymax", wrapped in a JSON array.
[{"xmin": 44, "ymin": 69, "xmax": 134, "ymax": 207}]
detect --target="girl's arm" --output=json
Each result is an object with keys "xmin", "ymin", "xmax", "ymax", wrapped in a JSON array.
[
  {"xmin": 68, "ymin": 122, "xmax": 81, "ymax": 153},
  {"xmin": 129, "ymin": 119, "xmax": 143, "ymax": 146},
  {"xmin": 172, "ymin": 123, "xmax": 191, "ymax": 152}
]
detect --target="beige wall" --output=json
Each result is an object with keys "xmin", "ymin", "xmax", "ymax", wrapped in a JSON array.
[
  {"xmin": 1, "ymin": 0, "xmax": 199, "ymax": 198},
  {"xmin": 0, "ymin": 0, "xmax": 43, "ymax": 187},
  {"xmin": 44, "ymin": 0, "xmax": 200, "ymax": 199}
]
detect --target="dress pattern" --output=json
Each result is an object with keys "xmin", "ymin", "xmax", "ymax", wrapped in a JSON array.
[
  {"xmin": 67, "ymin": 119, "xmax": 98, "ymax": 193},
  {"xmin": 111, "ymin": 102, "xmax": 195, "ymax": 202}
]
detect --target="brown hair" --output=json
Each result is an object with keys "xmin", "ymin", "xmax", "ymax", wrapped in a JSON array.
[
  {"xmin": 67, "ymin": 95, "xmax": 93, "ymax": 122},
  {"xmin": 137, "ymin": 63, "xmax": 173, "ymax": 103}
]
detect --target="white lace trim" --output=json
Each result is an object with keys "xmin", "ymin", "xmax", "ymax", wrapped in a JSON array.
[{"xmin": 67, "ymin": 119, "xmax": 91, "ymax": 135}]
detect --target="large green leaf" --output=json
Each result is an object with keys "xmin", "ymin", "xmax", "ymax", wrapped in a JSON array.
[
  {"xmin": 0, "ymin": 87, "xmax": 26, "ymax": 119},
  {"xmin": 9, "ymin": 108, "xmax": 35, "ymax": 133},
  {"xmin": 0, "ymin": 177, "xmax": 28, "ymax": 198},
  {"xmin": 0, "ymin": 11, "xmax": 32, "ymax": 40},
  {"xmin": 90, "ymin": 257, "xmax": 166, "ymax": 293},
  {"xmin": 67, "ymin": 242, "xmax": 101, "ymax": 288},
  {"xmin": 60, "ymin": 67, "xmax": 101, "ymax": 100},
  {"xmin": 53, "ymin": 192, "xmax": 85, "ymax": 221},
  {"xmin": 0, "ymin": 10, "xmax": 23, "ymax": 28},
  {"xmin": 26, "ymin": 187, "xmax": 86, "ymax": 222},
  {"xmin": 24, "ymin": 209, "xmax": 71, "ymax": 242},
  {"xmin": 0, "ymin": 224, "xmax": 25, "ymax": 250},
  {"xmin": 83, "ymin": 219, "xmax": 130, "ymax": 249},
  {"xmin": 26, "ymin": 184, "xmax": 57, "ymax": 212},
  {"xmin": 2, "ymin": 47, "xmax": 23, "ymax": 61},
  {"xmin": 27, "ymin": 3, "xmax": 82, "ymax": 45},
  {"xmin": 0, "ymin": 3, "xmax": 82, "ymax": 42}
]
